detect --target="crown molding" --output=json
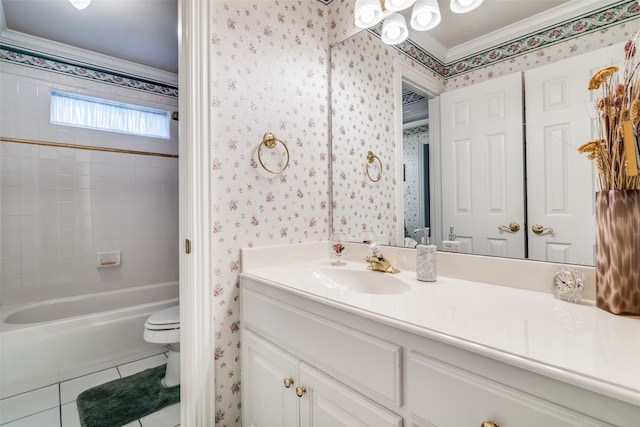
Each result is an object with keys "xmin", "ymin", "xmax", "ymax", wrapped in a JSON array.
[
  {"xmin": 409, "ymin": 32, "xmax": 448, "ymax": 63},
  {"xmin": 0, "ymin": 28, "xmax": 178, "ymax": 87},
  {"xmin": 446, "ymin": 0, "xmax": 622, "ymax": 62}
]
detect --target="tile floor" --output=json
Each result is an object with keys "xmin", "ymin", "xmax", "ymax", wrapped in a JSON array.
[{"xmin": 0, "ymin": 353, "xmax": 180, "ymax": 427}]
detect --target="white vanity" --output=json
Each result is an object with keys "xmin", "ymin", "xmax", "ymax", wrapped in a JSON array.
[{"xmin": 239, "ymin": 242, "xmax": 640, "ymax": 426}]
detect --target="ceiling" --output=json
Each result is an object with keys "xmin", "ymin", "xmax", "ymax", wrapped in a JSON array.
[
  {"xmin": 0, "ymin": 0, "xmax": 178, "ymax": 73},
  {"xmin": 0, "ymin": 0, "xmax": 613, "ymax": 77},
  {"xmin": 407, "ymin": 0, "xmax": 573, "ymax": 60}
]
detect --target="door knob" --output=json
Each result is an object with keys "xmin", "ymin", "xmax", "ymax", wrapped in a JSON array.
[
  {"xmin": 295, "ymin": 386, "xmax": 307, "ymax": 397},
  {"xmin": 283, "ymin": 377, "xmax": 294, "ymax": 388},
  {"xmin": 481, "ymin": 421, "xmax": 499, "ymax": 427},
  {"xmin": 497, "ymin": 222, "xmax": 520, "ymax": 232},
  {"xmin": 532, "ymin": 224, "xmax": 553, "ymax": 235}
]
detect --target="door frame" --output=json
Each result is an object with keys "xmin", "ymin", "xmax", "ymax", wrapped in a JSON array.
[
  {"xmin": 393, "ymin": 59, "xmax": 444, "ymax": 246},
  {"xmin": 178, "ymin": 0, "xmax": 215, "ymax": 424}
]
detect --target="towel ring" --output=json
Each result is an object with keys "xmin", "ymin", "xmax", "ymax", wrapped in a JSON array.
[
  {"xmin": 258, "ymin": 132, "xmax": 290, "ymax": 174},
  {"xmin": 366, "ymin": 151, "xmax": 382, "ymax": 182}
]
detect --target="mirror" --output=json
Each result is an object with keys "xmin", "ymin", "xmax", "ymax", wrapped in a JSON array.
[
  {"xmin": 330, "ymin": 3, "xmax": 622, "ymax": 266},
  {"xmin": 331, "ymin": 29, "xmax": 441, "ymax": 247}
]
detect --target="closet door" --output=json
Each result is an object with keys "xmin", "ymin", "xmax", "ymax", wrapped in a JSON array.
[
  {"xmin": 524, "ymin": 44, "xmax": 623, "ymax": 264},
  {"xmin": 440, "ymin": 72, "xmax": 525, "ymax": 258}
]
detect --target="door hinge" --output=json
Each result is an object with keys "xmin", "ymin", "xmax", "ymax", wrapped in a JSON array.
[{"xmin": 185, "ymin": 239, "xmax": 191, "ymax": 254}]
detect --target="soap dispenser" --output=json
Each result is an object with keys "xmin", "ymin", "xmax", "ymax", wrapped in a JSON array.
[
  {"xmin": 414, "ymin": 228, "xmax": 437, "ymax": 282},
  {"xmin": 441, "ymin": 225, "xmax": 461, "ymax": 253}
]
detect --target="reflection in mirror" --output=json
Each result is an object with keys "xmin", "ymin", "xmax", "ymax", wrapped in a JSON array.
[
  {"xmin": 401, "ymin": 86, "xmax": 430, "ymax": 245},
  {"xmin": 330, "ymin": 29, "xmax": 445, "ymax": 247},
  {"xmin": 331, "ymin": 2, "xmax": 638, "ymax": 267}
]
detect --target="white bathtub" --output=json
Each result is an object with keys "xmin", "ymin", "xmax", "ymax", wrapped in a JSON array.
[{"xmin": 0, "ymin": 282, "xmax": 179, "ymax": 399}]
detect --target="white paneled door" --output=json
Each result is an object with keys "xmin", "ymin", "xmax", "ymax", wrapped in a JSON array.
[
  {"xmin": 524, "ymin": 44, "xmax": 623, "ymax": 265},
  {"xmin": 440, "ymin": 72, "xmax": 525, "ymax": 258}
]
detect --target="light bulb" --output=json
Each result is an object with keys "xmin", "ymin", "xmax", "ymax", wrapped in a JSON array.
[
  {"xmin": 68, "ymin": 0, "xmax": 91, "ymax": 10},
  {"xmin": 386, "ymin": 27, "xmax": 402, "ymax": 41},
  {"xmin": 410, "ymin": 0, "xmax": 441, "ymax": 31},
  {"xmin": 415, "ymin": 11, "xmax": 433, "ymax": 27},
  {"xmin": 355, "ymin": 0, "xmax": 384, "ymax": 28},
  {"xmin": 360, "ymin": 10, "xmax": 376, "ymax": 25},
  {"xmin": 384, "ymin": 0, "xmax": 416, "ymax": 12},
  {"xmin": 450, "ymin": 0, "xmax": 484, "ymax": 14},
  {"xmin": 381, "ymin": 13, "xmax": 408, "ymax": 45}
]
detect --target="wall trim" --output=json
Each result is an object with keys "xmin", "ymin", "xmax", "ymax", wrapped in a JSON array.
[
  {"xmin": 372, "ymin": 0, "xmax": 639, "ymax": 80},
  {"xmin": 0, "ymin": 137, "xmax": 178, "ymax": 158},
  {"xmin": 0, "ymin": 29, "xmax": 178, "ymax": 98},
  {"xmin": 178, "ymin": 0, "xmax": 215, "ymax": 424}
]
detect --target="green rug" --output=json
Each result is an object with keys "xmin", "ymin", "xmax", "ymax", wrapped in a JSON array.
[{"xmin": 76, "ymin": 364, "xmax": 180, "ymax": 427}]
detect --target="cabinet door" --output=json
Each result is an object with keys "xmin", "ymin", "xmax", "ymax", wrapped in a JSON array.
[
  {"xmin": 298, "ymin": 362, "xmax": 402, "ymax": 427},
  {"xmin": 242, "ymin": 330, "xmax": 299, "ymax": 427},
  {"xmin": 407, "ymin": 352, "xmax": 610, "ymax": 427}
]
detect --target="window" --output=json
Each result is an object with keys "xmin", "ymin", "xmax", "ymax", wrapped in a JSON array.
[{"xmin": 50, "ymin": 90, "xmax": 170, "ymax": 139}]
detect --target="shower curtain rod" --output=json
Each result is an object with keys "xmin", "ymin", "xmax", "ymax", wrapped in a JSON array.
[{"xmin": 0, "ymin": 137, "xmax": 179, "ymax": 159}]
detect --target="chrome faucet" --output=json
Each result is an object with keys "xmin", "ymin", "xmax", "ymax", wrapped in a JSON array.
[{"xmin": 364, "ymin": 243, "xmax": 400, "ymax": 274}]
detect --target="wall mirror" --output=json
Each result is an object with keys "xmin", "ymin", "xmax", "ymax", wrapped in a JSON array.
[{"xmin": 330, "ymin": 0, "xmax": 630, "ymax": 267}]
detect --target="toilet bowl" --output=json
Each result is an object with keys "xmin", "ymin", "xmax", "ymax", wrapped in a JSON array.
[{"xmin": 144, "ymin": 304, "xmax": 180, "ymax": 387}]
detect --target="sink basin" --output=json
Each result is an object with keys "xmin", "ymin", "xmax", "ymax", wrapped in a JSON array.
[{"xmin": 308, "ymin": 268, "xmax": 410, "ymax": 295}]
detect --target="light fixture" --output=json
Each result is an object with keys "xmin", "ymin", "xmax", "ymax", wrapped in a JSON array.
[
  {"xmin": 354, "ymin": 0, "xmax": 484, "ymax": 45},
  {"xmin": 355, "ymin": 0, "xmax": 385, "ymax": 28},
  {"xmin": 69, "ymin": 0, "xmax": 91, "ymax": 10},
  {"xmin": 410, "ymin": 0, "xmax": 441, "ymax": 32},
  {"xmin": 381, "ymin": 13, "xmax": 409, "ymax": 45},
  {"xmin": 450, "ymin": 0, "xmax": 484, "ymax": 14},
  {"xmin": 384, "ymin": 0, "xmax": 416, "ymax": 12}
]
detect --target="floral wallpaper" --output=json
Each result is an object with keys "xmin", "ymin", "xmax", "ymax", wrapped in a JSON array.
[
  {"xmin": 211, "ymin": 4, "xmax": 640, "ymax": 423},
  {"xmin": 209, "ymin": 2, "xmax": 640, "ymax": 424},
  {"xmin": 210, "ymin": 2, "xmax": 329, "ymax": 424},
  {"xmin": 3, "ymin": 1, "xmax": 637, "ymax": 425},
  {"xmin": 330, "ymin": 29, "xmax": 443, "ymax": 245}
]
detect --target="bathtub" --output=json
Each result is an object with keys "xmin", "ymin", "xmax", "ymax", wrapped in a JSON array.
[{"xmin": 0, "ymin": 282, "xmax": 179, "ymax": 399}]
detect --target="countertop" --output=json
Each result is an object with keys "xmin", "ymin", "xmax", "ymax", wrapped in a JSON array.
[{"xmin": 241, "ymin": 257, "xmax": 640, "ymax": 407}]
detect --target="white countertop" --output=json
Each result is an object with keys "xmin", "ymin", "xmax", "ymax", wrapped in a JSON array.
[{"xmin": 241, "ymin": 258, "xmax": 640, "ymax": 407}]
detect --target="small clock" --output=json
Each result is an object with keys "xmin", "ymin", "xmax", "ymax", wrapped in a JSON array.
[{"xmin": 552, "ymin": 267, "xmax": 585, "ymax": 303}]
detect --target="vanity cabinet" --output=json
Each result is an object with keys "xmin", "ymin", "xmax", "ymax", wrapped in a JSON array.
[
  {"xmin": 241, "ymin": 276, "xmax": 639, "ymax": 426},
  {"xmin": 407, "ymin": 352, "xmax": 608, "ymax": 427},
  {"xmin": 242, "ymin": 329, "xmax": 402, "ymax": 427}
]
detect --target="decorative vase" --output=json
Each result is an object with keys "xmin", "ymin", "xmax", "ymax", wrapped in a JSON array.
[{"xmin": 595, "ymin": 190, "xmax": 640, "ymax": 315}]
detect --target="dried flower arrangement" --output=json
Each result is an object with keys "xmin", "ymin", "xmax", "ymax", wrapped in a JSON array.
[{"xmin": 579, "ymin": 35, "xmax": 640, "ymax": 191}]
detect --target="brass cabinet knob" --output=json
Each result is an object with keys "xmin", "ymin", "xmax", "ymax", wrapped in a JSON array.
[
  {"xmin": 497, "ymin": 221, "xmax": 520, "ymax": 232},
  {"xmin": 283, "ymin": 377, "xmax": 294, "ymax": 388},
  {"xmin": 295, "ymin": 386, "xmax": 307, "ymax": 397},
  {"xmin": 481, "ymin": 421, "xmax": 499, "ymax": 427}
]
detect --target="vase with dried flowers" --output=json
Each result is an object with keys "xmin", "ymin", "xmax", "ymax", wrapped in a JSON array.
[{"xmin": 579, "ymin": 36, "xmax": 640, "ymax": 315}]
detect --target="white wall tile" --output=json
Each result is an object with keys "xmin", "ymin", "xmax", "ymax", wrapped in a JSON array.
[{"xmin": 1, "ymin": 68, "xmax": 178, "ymax": 304}]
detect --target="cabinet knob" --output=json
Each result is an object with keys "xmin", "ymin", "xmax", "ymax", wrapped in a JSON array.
[
  {"xmin": 481, "ymin": 421, "xmax": 499, "ymax": 427},
  {"xmin": 283, "ymin": 377, "xmax": 294, "ymax": 388},
  {"xmin": 295, "ymin": 386, "xmax": 307, "ymax": 397}
]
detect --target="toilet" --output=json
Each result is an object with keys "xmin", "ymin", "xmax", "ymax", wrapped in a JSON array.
[{"xmin": 144, "ymin": 305, "xmax": 180, "ymax": 387}]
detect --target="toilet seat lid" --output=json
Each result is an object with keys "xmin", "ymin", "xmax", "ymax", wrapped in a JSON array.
[{"xmin": 146, "ymin": 305, "xmax": 180, "ymax": 327}]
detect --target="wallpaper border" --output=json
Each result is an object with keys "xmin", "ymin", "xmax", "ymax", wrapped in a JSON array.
[
  {"xmin": 0, "ymin": 45, "xmax": 179, "ymax": 98},
  {"xmin": 371, "ymin": 0, "xmax": 640, "ymax": 79}
]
